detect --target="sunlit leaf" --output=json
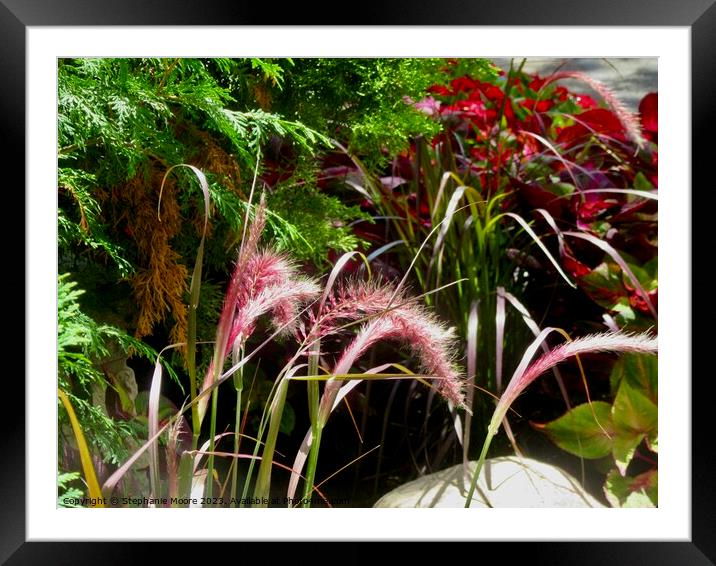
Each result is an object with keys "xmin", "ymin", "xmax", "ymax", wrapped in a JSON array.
[
  {"xmin": 534, "ymin": 401, "xmax": 615, "ymax": 459},
  {"xmin": 604, "ymin": 469, "xmax": 657, "ymax": 508}
]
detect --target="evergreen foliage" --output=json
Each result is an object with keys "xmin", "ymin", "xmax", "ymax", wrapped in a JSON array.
[
  {"xmin": 57, "ymin": 471, "xmax": 83, "ymax": 507},
  {"xmin": 270, "ymin": 58, "xmax": 498, "ymax": 168},
  {"xmin": 57, "ymin": 273, "xmax": 172, "ymax": 466},
  {"xmin": 58, "ymin": 57, "xmax": 365, "ymax": 343}
]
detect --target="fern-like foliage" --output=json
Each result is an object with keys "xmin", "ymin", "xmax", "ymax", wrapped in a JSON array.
[
  {"xmin": 57, "ymin": 58, "xmax": 356, "ymax": 348},
  {"xmin": 266, "ymin": 183, "xmax": 370, "ymax": 266},
  {"xmin": 58, "ymin": 58, "xmax": 369, "ymax": 344},
  {"xmin": 57, "ymin": 273, "xmax": 175, "ymax": 466},
  {"xmin": 270, "ymin": 58, "xmax": 499, "ymax": 170},
  {"xmin": 57, "ymin": 471, "xmax": 84, "ymax": 507}
]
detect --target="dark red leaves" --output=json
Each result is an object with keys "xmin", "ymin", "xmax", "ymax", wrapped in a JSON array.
[
  {"xmin": 562, "ymin": 248, "xmax": 592, "ymax": 278},
  {"xmin": 556, "ymin": 108, "xmax": 627, "ymax": 147},
  {"xmin": 327, "ymin": 67, "xmax": 658, "ymax": 328},
  {"xmin": 510, "ymin": 177, "xmax": 566, "ymax": 218}
]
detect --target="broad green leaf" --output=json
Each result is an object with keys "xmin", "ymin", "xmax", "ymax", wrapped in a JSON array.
[
  {"xmin": 643, "ymin": 257, "xmax": 658, "ymax": 279},
  {"xmin": 604, "ymin": 469, "xmax": 657, "ymax": 508},
  {"xmin": 612, "ymin": 431, "xmax": 645, "ymax": 475},
  {"xmin": 535, "ymin": 401, "xmax": 615, "ymax": 459},
  {"xmin": 613, "ymin": 379, "xmax": 657, "ymax": 435},
  {"xmin": 579, "ymin": 262, "xmax": 626, "ymax": 311},
  {"xmin": 609, "ymin": 353, "xmax": 658, "ymax": 402},
  {"xmin": 612, "ymin": 300, "xmax": 636, "ymax": 324},
  {"xmin": 647, "ymin": 430, "xmax": 658, "ymax": 453}
]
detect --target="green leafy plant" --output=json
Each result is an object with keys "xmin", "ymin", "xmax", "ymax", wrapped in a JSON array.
[
  {"xmin": 465, "ymin": 331, "xmax": 657, "ymax": 507},
  {"xmin": 57, "ymin": 273, "xmax": 176, "ymax": 502},
  {"xmin": 269, "ymin": 58, "xmax": 498, "ymax": 171},
  {"xmin": 535, "ymin": 352, "xmax": 658, "ymax": 507},
  {"xmin": 58, "ymin": 273, "xmax": 172, "ymax": 465},
  {"xmin": 57, "ymin": 472, "xmax": 84, "ymax": 508}
]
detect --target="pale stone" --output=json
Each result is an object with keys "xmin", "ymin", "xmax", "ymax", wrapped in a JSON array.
[{"xmin": 373, "ymin": 456, "xmax": 605, "ymax": 508}]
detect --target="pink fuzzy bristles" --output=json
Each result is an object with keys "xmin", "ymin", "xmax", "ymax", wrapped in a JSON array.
[
  {"xmin": 312, "ymin": 280, "xmax": 465, "ymax": 417},
  {"xmin": 492, "ymin": 331, "xmax": 658, "ymax": 432}
]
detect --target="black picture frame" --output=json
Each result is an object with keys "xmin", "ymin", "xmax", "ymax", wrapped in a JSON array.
[{"xmin": 6, "ymin": 1, "xmax": 713, "ymax": 563}]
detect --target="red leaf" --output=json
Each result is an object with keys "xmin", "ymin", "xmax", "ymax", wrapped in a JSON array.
[
  {"xmin": 480, "ymin": 84, "xmax": 504, "ymax": 102},
  {"xmin": 529, "ymin": 76, "xmax": 546, "ymax": 91},
  {"xmin": 574, "ymin": 93, "xmax": 599, "ymax": 110},
  {"xmin": 427, "ymin": 84, "xmax": 452, "ymax": 97},
  {"xmin": 557, "ymin": 108, "xmax": 626, "ymax": 146},
  {"xmin": 562, "ymin": 250, "xmax": 592, "ymax": 278},
  {"xmin": 639, "ymin": 92, "xmax": 658, "ymax": 142},
  {"xmin": 451, "ymin": 75, "xmax": 482, "ymax": 93},
  {"xmin": 510, "ymin": 177, "xmax": 566, "ymax": 218},
  {"xmin": 536, "ymin": 100, "xmax": 554, "ymax": 112},
  {"xmin": 554, "ymin": 86, "xmax": 569, "ymax": 102}
]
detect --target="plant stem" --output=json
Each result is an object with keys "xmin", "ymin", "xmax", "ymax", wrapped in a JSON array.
[
  {"xmin": 464, "ymin": 422, "xmax": 496, "ymax": 508},
  {"xmin": 205, "ymin": 356, "xmax": 222, "ymax": 503},
  {"xmin": 254, "ymin": 378, "xmax": 288, "ymax": 506},
  {"xmin": 307, "ymin": 340, "xmax": 320, "ymax": 429},
  {"xmin": 230, "ymin": 345, "xmax": 244, "ymax": 508},
  {"xmin": 188, "ymin": 338, "xmax": 200, "ymax": 453},
  {"xmin": 186, "ymin": 252, "xmax": 201, "ymax": 454},
  {"xmin": 302, "ymin": 425, "xmax": 323, "ymax": 507},
  {"xmin": 302, "ymin": 339, "xmax": 324, "ymax": 508}
]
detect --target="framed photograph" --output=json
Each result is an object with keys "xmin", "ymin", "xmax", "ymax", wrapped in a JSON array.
[{"xmin": 8, "ymin": 0, "xmax": 712, "ymax": 562}]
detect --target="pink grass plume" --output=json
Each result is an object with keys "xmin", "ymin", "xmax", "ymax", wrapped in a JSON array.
[
  {"xmin": 465, "ymin": 330, "xmax": 657, "ymax": 507},
  {"xmin": 197, "ymin": 201, "xmax": 320, "ymax": 424},
  {"xmin": 490, "ymin": 330, "xmax": 658, "ymax": 435},
  {"xmin": 314, "ymin": 281, "xmax": 465, "ymax": 426},
  {"xmin": 544, "ymin": 71, "xmax": 646, "ymax": 149}
]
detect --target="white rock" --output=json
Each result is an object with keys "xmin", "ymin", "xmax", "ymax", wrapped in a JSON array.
[{"xmin": 373, "ymin": 456, "xmax": 605, "ymax": 508}]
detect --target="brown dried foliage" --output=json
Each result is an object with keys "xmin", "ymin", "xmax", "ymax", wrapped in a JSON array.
[
  {"xmin": 182, "ymin": 127, "xmax": 245, "ymax": 238},
  {"xmin": 252, "ymin": 83, "xmax": 273, "ymax": 110},
  {"xmin": 108, "ymin": 128, "xmax": 245, "ymax": 350},
  {"xmin": 191, "ymin": 129, "xmax": 243, "ymax": 195},
  {"xmin": 111, "ymin": 166, "xmax": 188, "ymax": 347}
]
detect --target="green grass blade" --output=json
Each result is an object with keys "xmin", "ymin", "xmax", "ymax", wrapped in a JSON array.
[
  {"xmin": 503, "ymin": 212, "xmax": 576, "ymax": 288},
  {"xmin": 463, "ymin": 301, "xmax": 478, "ymax": 466},
  {"xmin": 160, "ymin": 164, "xmax": 211, "ymax": 449},
  {"xmin": 253, "ymin": 379, "xmax": 288, "ymax": 504}
]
